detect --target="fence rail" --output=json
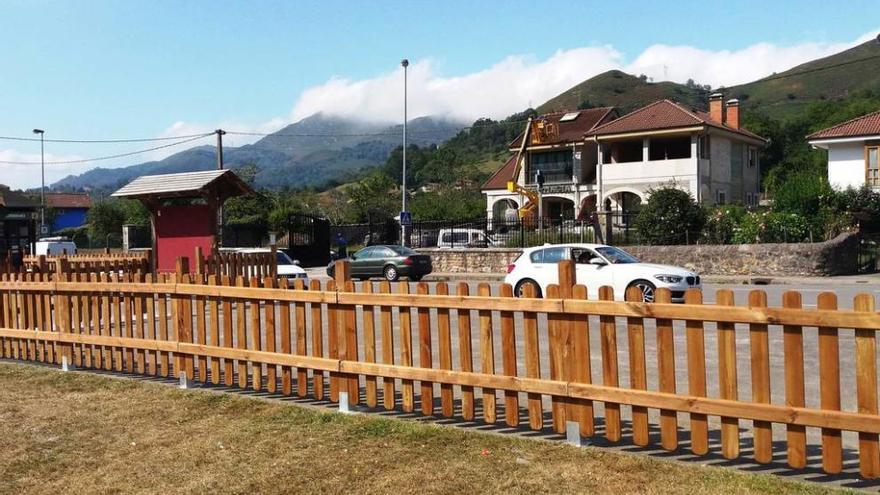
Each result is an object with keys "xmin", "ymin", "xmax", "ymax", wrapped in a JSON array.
[
  {"xmin": 1, "ymin": 260, "xmax": 879, "ymax": 478},
  {"xmin": 14, "ymin": 253, "xmax": 151, "ymax": 275}
]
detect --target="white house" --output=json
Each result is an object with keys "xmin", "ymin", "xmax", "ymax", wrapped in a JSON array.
[
  {"xmin": 482, "ymin": 94, "xmax": 767, "ymax": 221},
  {"xmin": 807, "ymin": 109, "xmax": 880, "ymax": 189}
]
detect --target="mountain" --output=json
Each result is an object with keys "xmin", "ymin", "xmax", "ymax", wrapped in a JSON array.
[
  {"xmin": 52, "ymin": 113, "xmax": 465, "ymax": 191},
  {"xmin": 537, "ymin": 70, "xmax": 708, "ymax": 114},
  {"xmin": 539, "ymin": 39, "xmax": 880, "ymax": 119},
  {"xmin": 726, "ymin": 38, "xmax": 880, "ymax": 119}
]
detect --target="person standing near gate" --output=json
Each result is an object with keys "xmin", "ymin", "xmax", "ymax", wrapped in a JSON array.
[{"xmin": 335, "ymin": 232, "xmax": 348, "ymax": 259}]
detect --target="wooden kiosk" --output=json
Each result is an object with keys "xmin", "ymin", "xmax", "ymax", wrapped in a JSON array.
[{"xmin": 112, "ymin": 170, "xmax": 253, "ymax": 273}]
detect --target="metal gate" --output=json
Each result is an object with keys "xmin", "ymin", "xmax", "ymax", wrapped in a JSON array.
[{"xmin": 282, "ymin": 214, "xmax": 330, "ymax": 268}]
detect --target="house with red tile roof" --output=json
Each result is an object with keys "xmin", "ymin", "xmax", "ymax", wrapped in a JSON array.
[
  {"xmin": 807, "ymin": 109, "xmax": 880, "ymax": 189},
  {"xmin": 482, "ymin": 94, "xmax": 766, "ymax": 222}
]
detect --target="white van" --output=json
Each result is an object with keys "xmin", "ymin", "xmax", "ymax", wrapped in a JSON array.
[
  {"xmin": 436, "ymin": 229, "xmax": 497, "ymax": 249},
  {"xmin": 34, "ymin": 237, "xmax": 77, "ymax": 256}
]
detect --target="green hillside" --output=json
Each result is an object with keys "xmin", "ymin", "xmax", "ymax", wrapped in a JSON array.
[
  {"xmin": 537, "ymin": 70, "xmax": 707, "ymax": 114},
  {"xmin": 728, "ymin": 38, "xmax": 880, "ymax": 119}
]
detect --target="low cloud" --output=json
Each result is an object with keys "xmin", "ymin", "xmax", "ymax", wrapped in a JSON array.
[{"xmin": 290, "ymin": 30, "xmax": 879, "ymax": 123}]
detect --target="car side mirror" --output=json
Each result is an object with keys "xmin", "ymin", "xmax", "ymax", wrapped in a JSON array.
[
  {"xmin": 589, "ymin": 257, "xmax": 607, "ymax": 266},
  {"xmin": 350, "ymin": 254, "xmax": 357, "ymax": 260},
  {"xmin": 292, "ymin": 259, "xmax": 301, "ymax": 266}
]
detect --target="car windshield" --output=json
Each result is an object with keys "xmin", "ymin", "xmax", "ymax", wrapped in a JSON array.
[
  {"xmin": 595, "ymin": 246, "xmax": 639, "ymax": 264},
  {"xmin": 387, "ymin": 245, "xmax": 416, "ymax": 256},
  {"xmin": 276, "ymin": 252, "xmax": 294, "ymax": 265}
]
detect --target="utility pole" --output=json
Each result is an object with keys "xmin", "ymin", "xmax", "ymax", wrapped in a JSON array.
[
  {"xmin": 32, "ymin": 129, "xmax": 45, "ymax": 237},
  {"xmin": 400, "ymin": 59, "xmax": 409, "ymax": 247},
  {"xmin": 215, "ymin": 129, "xmax": 226, "ymax": 170}
]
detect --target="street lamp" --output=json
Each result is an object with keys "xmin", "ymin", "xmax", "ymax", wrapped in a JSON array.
[
  {"xmin": 32, "ymin": 129, "xmax": 45, "ymax": 237},
  {"xmin": 400, "ymin": 58, "xmax": 408, "ymax": 246}
]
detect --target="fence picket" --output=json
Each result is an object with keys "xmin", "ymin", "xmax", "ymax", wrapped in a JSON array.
[
  {"xmin": 478, "ymin": 282, "xmax": 496, "ymax": 424},
  {"xmin": 436, "ymin": 282, "xmax": 454, "ymax": 417},
  {"xmin": 655, "ymin": 288, "xmax": 677, "ymax": 450},
  {"xmin": 379, "ymin": 281, "xmax": 394, "ymax": 410},
  {"xmin": 362, "ymin": 281, "xmax": 378, "ymax": 408},
  {"xmin": 716, "ymin": 289, "xmax": 739, "ymax": 459},
  {"xmin": 522, "ymin": 283, "xmax": 543, "ymax": 430},
  {"xmin": 279, "ymin": 278, "xmax": 292, "ymax": 395},
  {"xmin": 854, "ymin": 293, "xmax": 880, "ymax": 477},
  {"xmin": 598, "ymin": 285, "xmax": 620, "ymax": 442},
  {"xmin": 264, "ymin": 276, "xmax": 278, "ymax": 394},
  {"xmin": 748, "ymin": 290, "xmax": 772, "ymax": 464},
  {"xmin": 398, "ymin": 282, "xmax": 414, "ymax": 413},
  {"xmin": 500, "ymin": 283, "xmax": 519, "ymax": 427},
  {"xmin": 196, "ymin": 277, "xmax": 208, "ymax": 382},
  {"xmin": 417, "ymin": 282, "xmax": 434, "ymax": 416},
  {"xmin": 309, "ymin": 279, "xmax": 325, "ymax": 401},
  {"xmin": 817, "ymin": 292, "xmax": 842, "ymax": 473},
  {"xmin": 235, "ymin": 276, "xmax": 248, "ymax": 389},
  {"xmin": 625, "ymin": 286, "xmax": 649, "ymax": 446},
  {"xmin": 456, "ymin": 282, "xmax": 475, "ymax": 421},
  {"xmin": 782, "ymin": 291, "xmax": 806, "ymax": 468},
  {"xmin": 249, "ymin": 277, "xmax": 262, "ymax": 391},
  {"xmin": 571, "ymin": 284, "xmax": 593, "ymax": 436},
  {"xmin": 294, "ymin": 279, "xmax": 308, "ymax": 397}
]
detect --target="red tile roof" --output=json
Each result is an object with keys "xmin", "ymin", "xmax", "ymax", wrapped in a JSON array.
[
  {"xmin": 46, "ymin": 192, "xmax": 91, "ymax": 209},
  {"xmin": 482, "ymin": 154, "xmax": 519, "ymax": 190},
  {"xmin": 807, "ymin": 109, "xmax": 880, "ymax": 140},
  {"xmin": 509, "ymin": 107, "xmax": 617, "ymax": 148},
  {"xmin": 587, "ymin": 99, "xmax": 765, "ymax": 142}
]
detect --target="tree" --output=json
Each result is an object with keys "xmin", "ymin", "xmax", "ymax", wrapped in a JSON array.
[
  {"xmin": 410, "ymin": 186, "xmax": 485, "ymax": 221},
  {"xmin": 346, "ymin": 171, "xmax": 399, "ymax": 222},
  {"xmin": 633, "ymin": 187, "xmax": 706, "ymax": 245},
  {"xmin": 87, "ymin": 200, "xmax": 128, "ymax": 240}
]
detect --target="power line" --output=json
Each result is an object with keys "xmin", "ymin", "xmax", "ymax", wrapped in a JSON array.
[
  {"xmin": 0, "ymin": 132, "xmax": 213, "ymax": 144},
  {"xmin": 0, "ymin": 133, "xmax": 212, "ymax": 165}
]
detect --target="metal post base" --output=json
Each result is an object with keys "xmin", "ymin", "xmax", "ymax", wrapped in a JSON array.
[
  {"xmin": 61, "ymin": 355, "xmax": 75, "ymax": 372},
  {"xmin": 178, "ymin": 372, "xmax": 197, "ymax": 389},
  {"xmin": 339, "ymin": 391, "xmax": 353, "ymax": 414},
  {"xmin": 565, "ymin": 421, "xmax": 582, "ymax": 447}
]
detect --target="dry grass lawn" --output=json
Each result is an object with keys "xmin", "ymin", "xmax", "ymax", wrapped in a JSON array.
[{"xmin": 0, "ymin": 362, "xmax": 847, "ymax": 494}]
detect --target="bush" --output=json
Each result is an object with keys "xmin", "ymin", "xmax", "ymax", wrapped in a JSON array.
[
  {"xmin": 633, "ymin": 187, "xmax": 705, "ymax": 245},
  {"xmin": 731, "ymin": 210, "xmax": 811, "ymax": 244},
  {"xmin": 702, "ymin": 205, "xmax": 747, "ymax": 244}
]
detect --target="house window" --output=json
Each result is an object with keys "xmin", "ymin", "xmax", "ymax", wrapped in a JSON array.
[
  {"xmin": 715, "ymin": 189, "xmax": 726, "ymax": 204},
  {"xmin": 528, "ymin": 150, "xmax": 573, "ymax": 184},
  {"xmin": 699, "ymin": 135, "xmax": 711, "ymax": 159},
  {"xmin": 748, "ymin": 147, "xmax": 757, "ymax": 168},
  {"xmin": 649, "ymin": 136, "xmax": 691, "ymax": 160},
  {"xmin": 867, "ymin": 146, "xmax": 880, "ymax": 187}
]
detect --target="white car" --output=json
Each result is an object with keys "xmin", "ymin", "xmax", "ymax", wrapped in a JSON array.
[
  {"xmin": 504, "ymin": 243, "xmax": 700, "ymax": 303},
  {"xmin": 35, "ymin": 237, "xmax": 77, "ymax": 256},
  {"xmin": 236, "ymin": 248, "xmax": 309, "ymax": 284}
]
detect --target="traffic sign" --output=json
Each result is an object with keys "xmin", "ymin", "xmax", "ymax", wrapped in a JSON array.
[{"xmin": 400, "ymin": 211, "xmax": 412, "ymax": 226}]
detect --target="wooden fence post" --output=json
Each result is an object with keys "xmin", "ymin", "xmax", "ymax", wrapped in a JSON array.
[
  {"xmin": 333, "ymin": 260, "xmax": 358, "ymax": 405},
  {"xmin": 552, "ymin": 259, "xmax": 576, "ymax": 434}
]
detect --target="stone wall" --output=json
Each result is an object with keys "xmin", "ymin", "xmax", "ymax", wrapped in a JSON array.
[{"xmin": 418, "ymin": 232, "xmax": 862, "ymax": 276}]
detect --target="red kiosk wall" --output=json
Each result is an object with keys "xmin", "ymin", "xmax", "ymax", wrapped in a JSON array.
[{"xmin": 155, "ymin": 204, "xmax": 215, "ymax": 273}]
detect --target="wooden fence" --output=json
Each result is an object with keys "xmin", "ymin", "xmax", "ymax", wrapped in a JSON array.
[
  {"xmin": 199, "ymin": 247, "xmax": 277, "ymax": 279},
  {"xmin": 16, "ymin": 253, "xmax": 151, "ymax": 275},
  {"xmin": 1, "ymin": 259, "xmax": 880, "ymax": 478}
]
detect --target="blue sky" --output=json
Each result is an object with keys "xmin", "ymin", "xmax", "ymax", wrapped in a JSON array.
[{"xmin": 0, "ymin": 0, "xmax": 877, "ymax": 188}]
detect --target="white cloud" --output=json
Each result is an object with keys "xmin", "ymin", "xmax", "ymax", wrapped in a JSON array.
[
  {"xmin": 625, "ymin": 31, "xmax": 879, "ymax": 87},
  {"xmin": 289, "ymin": 30, "xmax": 879, "ymax": 123}
]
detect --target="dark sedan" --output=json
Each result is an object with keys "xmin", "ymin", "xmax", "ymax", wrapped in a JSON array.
[{"xmin": 327, "ymin": 245, "xmax": 432, "ymax": 281}]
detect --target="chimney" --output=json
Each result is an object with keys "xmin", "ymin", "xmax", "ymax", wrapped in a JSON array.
[
  {"xmin": 726, "ymin": 99, "xmax": 740, "ymax": 129},
  {"xmin": 709, "ymin": 93, "xmax": 724, "ymax": 124}
]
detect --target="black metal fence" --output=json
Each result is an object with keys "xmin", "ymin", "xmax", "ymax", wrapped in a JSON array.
[{"xmin": 328, "ymin": 214, "xmax": 643, "ymax": 250}]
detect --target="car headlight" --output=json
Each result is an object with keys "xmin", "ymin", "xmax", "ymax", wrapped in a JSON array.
[{"xmin": 654, "ymin": 274, "xmax": 683, "ymax": 284}]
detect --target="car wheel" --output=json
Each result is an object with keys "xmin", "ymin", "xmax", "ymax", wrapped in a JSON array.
[
  {"xmin": 514, "ymin": 279, "xmax": 542, "ymax": 298},
  {"xmin": 629, "ymin": 279, "xmax": 656, "ymax": 303},
  {"xmin": 410, "ymin": 274, "xmax": 423, "ymax": 282},
  {"xmin": 383, "ymin": 265, "xmax": 400, "ymax": 282}
]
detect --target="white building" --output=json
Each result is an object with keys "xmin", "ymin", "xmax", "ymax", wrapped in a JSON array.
[
  {"xmin": 482, "ymin": 94, "xmax": 766, "ymax": 221},
  {"xmin": 807, "ymin": 109, "xmax": 880, "ymax": 189}
]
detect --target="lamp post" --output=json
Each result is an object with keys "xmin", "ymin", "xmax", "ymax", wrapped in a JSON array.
[
  {"xmin": 32, "ymin": 129, "xmax": 45, "ymax": 237},
  {"xmin": 400, "ymin": 58, "xmax": 409, "ymax": 246}
]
